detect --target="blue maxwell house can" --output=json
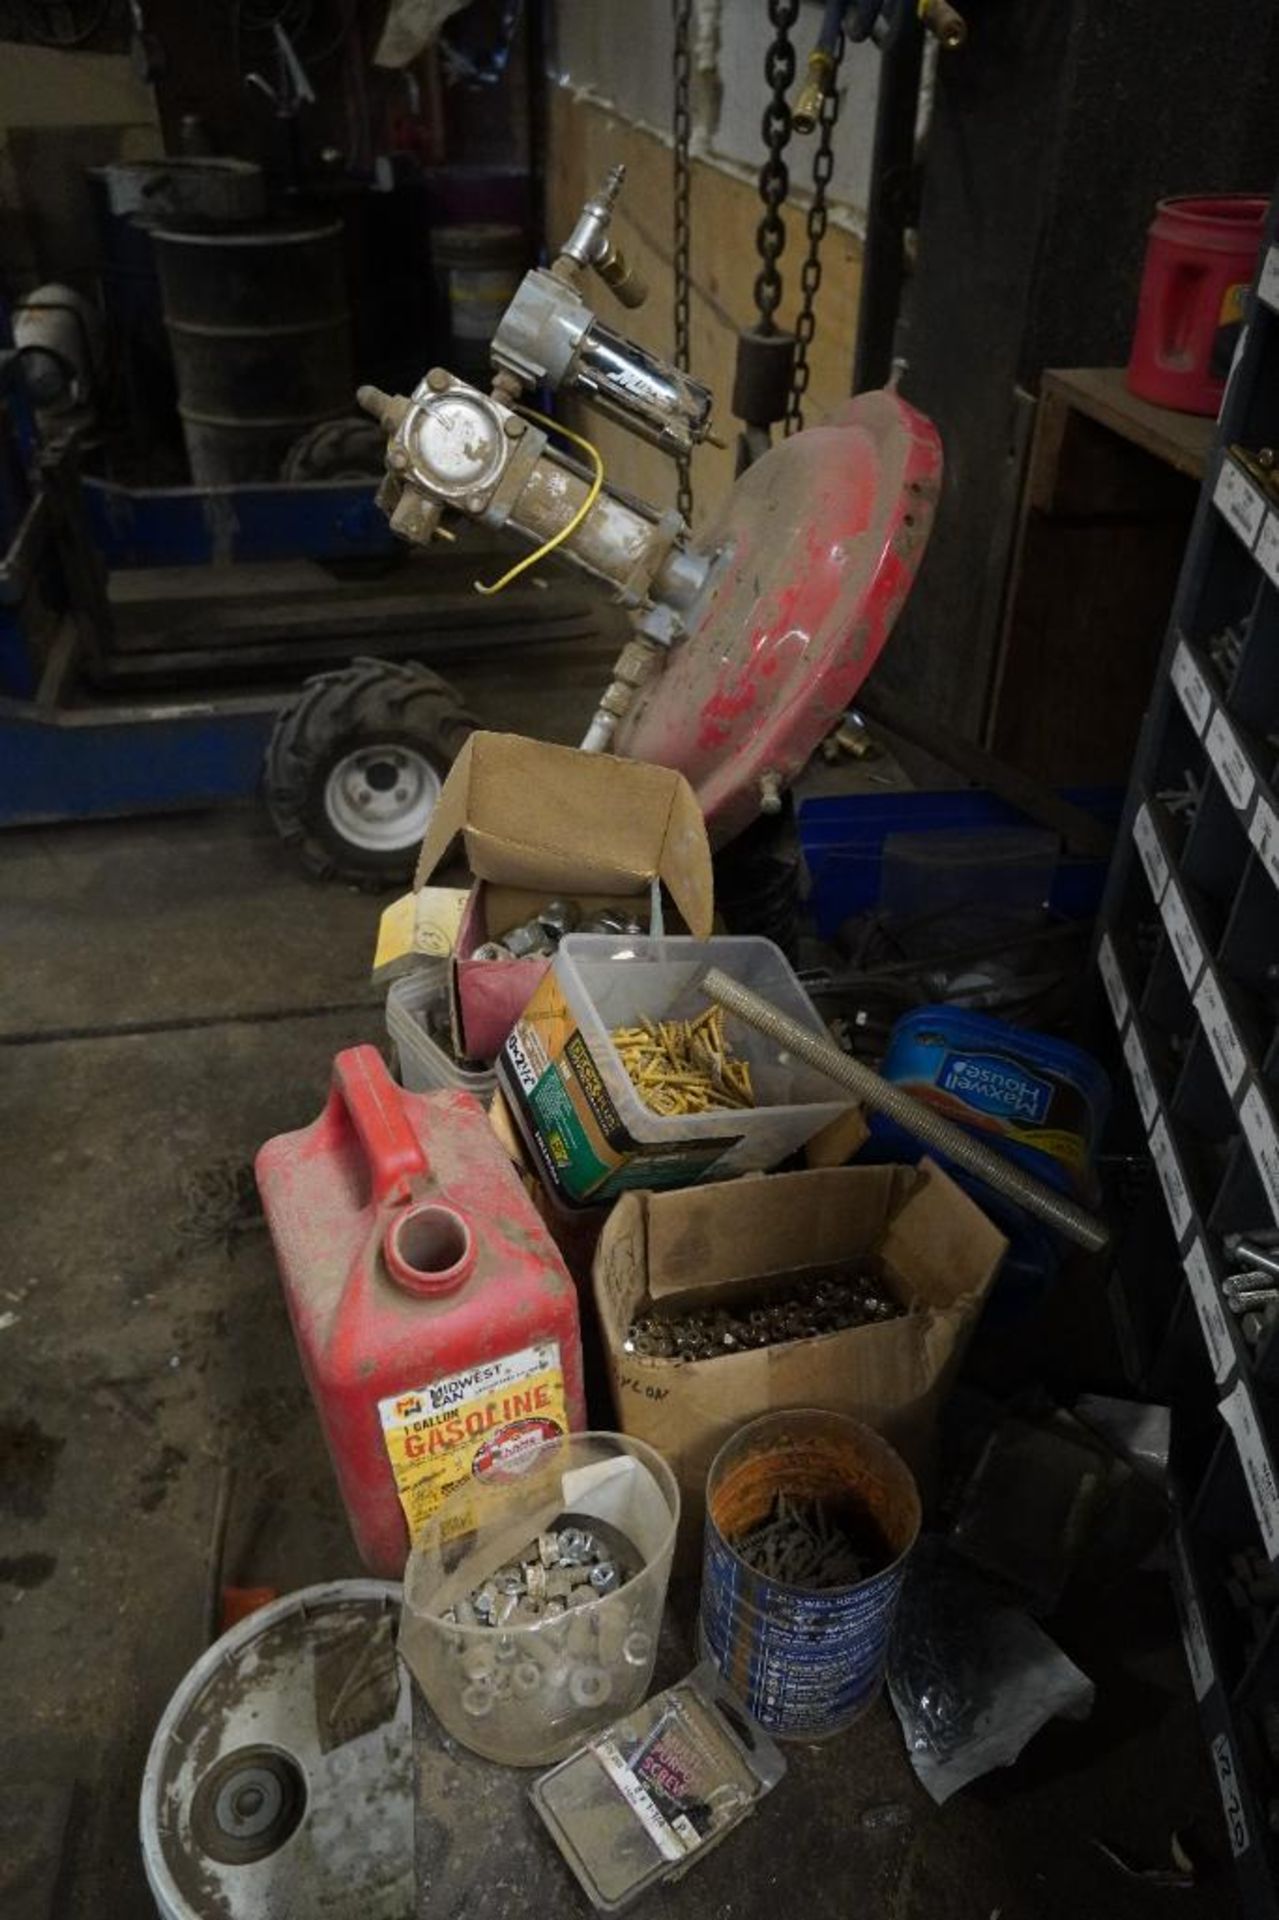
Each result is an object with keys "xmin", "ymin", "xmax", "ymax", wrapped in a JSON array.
[
  {"xmin": 866, "ymin": 1006, "xmax": 1111, "ymax": 1315},
  {"xmin": 870, "ymin": 1005, "xmax": 1110, "ymax": 1200},
  {"xmin": 700, "ymin": 1410, "xmax": 921, "ymax": 1739}
]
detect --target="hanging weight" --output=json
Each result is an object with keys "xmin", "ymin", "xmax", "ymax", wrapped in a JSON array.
[{"xmin": 731, "ymin": 328, "xmax": 797, "ymax": 430}]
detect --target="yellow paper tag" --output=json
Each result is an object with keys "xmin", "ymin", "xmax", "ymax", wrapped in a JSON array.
[
  {"xmin": 372, "ymin": 886, "xmax": 469, "ymax": 981},
  {"xmin": 378, "ymin": 1340, "xmax": 567, "ymax": 1541},
  {"xmin": 373, "ymin": 892, "xmax": 417, "ymax": 976}
]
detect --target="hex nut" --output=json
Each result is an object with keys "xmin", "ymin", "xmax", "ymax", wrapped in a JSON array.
[
  {"xmin": 461, "ymin": 1682, "xmax": 495, "ymax": 1719},
  {"xmin": 565, "ymin": 1611, "xmax": 597, "ymax": 1659},
  {"xmin": 568, "ymin": 1664, "xmax": 613, "ymax": 1710},
  {"xmin": 461, "ymin": 1645, "xmax": 496, "ymax": 1684},
  {"xmin": 595, "ymin": 1608, "xmax": 627, "ymax": 1667},
  {"xmin": 502, "ymin": 921, "xmax": 546, "ymax": 959}
]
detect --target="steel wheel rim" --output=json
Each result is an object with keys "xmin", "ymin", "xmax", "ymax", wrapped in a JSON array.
[{"xmin": 323, "ymin": 745, "xmax": 440, "ymax": 852}]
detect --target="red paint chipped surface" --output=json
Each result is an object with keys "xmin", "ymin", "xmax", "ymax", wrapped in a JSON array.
[{"xmin": 615, "ymin": 392, "xmax": 942, "ymax": 842}]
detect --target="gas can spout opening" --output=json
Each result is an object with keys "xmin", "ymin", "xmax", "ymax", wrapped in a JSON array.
[{"xmin": 385, "ymin": 1204, "xmax": 475, "ymax": 1297}]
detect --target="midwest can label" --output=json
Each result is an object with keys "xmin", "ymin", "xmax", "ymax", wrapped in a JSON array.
[
  {"xmin": 502, "ymin": 974, "xmax": 738, "ymax": 1204},
  {"xmin": 378, "ymin": 1341, "xmax": 565, "ymax": 1539}
]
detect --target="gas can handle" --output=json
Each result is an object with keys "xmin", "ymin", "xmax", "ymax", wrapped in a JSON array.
[{"xmin": 330, "ymin": 1046, "xmax": 427, "ymax": 1203}]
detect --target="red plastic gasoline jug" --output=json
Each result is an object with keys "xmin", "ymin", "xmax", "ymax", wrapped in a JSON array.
[
  {"xmin": 1127, "ymin": 194, "xmax": 1267, "ymax": 415},
  {"xmin": 256, "ymin": 1046, "xmax": 586, "ymax": 1577}
]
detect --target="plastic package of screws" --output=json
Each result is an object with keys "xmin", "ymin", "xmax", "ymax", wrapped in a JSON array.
[
  {"xmin": 529, "ymin": 1661, "xmax": 786, "ymax": 1912},
  {"xmin": 400, "ymin": 1431, "xmax": 679, "ymax": 1765},
  {"xmin": 885, "ymin": 1539, "xmax": 1094, "ymax": 1804}
]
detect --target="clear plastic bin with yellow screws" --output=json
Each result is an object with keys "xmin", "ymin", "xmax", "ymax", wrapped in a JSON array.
[{"xmin": 610, "ymin": 1006, "xmax": 754, "ymax": 1117}]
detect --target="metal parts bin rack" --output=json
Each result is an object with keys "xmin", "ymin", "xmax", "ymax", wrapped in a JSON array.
[{"xmin": 1095, "ymin": 173, "xmax": 1279, "ymax": 1916}]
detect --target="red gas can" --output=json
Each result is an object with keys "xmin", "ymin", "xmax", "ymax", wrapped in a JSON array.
[
  {"xmin": 1127, "ymin": 194, "xmax": 1267, "ymax": 415},
  {"xmin": 256, "ymin": 1046, "xmax": 585, "ymax": 1576}
]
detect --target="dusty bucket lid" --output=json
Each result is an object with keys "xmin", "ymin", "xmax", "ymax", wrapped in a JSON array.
[{"xmin": 139, "ymin": 1581, "xmax": 412, "ymax": 1920}]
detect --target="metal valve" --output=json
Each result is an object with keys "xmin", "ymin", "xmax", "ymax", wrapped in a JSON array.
[
  {"xmin": 490, "ymin": 167, "xmax": 714, "ymax": 459},
  {"xmin": 558, "ymin": 163, "xmax": 648, "ymax": 309}
]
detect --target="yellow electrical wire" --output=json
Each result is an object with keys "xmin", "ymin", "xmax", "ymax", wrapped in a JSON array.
[{"xmin": 473, "ymin": 405, "xmax": 604, "ymax": 596}]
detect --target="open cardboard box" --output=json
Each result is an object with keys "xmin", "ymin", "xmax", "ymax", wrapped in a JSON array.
[
  {"xmin": 412, "ymin": 733, "xmax": 714, "ymax": 1061},
  {"xmin": 593, "ymin": 1161, "xmax": 1006, "ymax": 1558}
]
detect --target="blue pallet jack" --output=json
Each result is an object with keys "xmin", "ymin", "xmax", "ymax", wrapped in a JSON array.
[{"xmin": 0, "ymin": 342, "xmax": 601, "ymax": 880}]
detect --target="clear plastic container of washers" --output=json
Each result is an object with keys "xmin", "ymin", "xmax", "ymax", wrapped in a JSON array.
[{"xmin": 399, "ymin": 1431, "xmax": 680, "ymax": 1765}]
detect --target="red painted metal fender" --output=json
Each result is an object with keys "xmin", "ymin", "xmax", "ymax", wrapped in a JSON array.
[{"xmin": 613, "ymin": 390, "xmax": 942, "ymax": 844}]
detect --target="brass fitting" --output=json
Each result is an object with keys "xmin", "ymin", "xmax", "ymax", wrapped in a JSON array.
[
  {"xmin": 791, "ymin": 47, "xmax": 836, "ymax": 135},
  {"xmin": 593, "ymin": 241, "xmax": 648, "ymax": 310},
  {"xmin": 919, "ymin": 0, "xmax": 967, "ymax": 49}
]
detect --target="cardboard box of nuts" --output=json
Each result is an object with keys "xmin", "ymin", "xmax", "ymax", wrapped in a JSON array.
[
  {"xmin": 411, "ymin": 732, "xmax": 714, "ymax": 1060},
  {"xmin": 592, "ymin": 1161, "xmax": 1006, "ymax": 1554}
]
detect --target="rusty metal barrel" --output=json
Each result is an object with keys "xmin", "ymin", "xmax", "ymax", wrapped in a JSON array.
[
  {"xmin": 151, "ymin": 219, "xmax": 351, "ymax": 486},
  {"xmin": 699, "ymin": 1409, "xmax": 921, "ymax": 1739},
  {"xmin": 430, "ymin": 223, "xmax": 525, "ymax": 382}
]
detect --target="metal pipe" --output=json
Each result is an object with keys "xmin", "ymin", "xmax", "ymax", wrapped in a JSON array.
[
  {"xmin": 513, "ymin": 458, "xmax": 708, "ymax": 609},
  {"xmin": 852, "ymin": 1, "xmax": 926, "ymax": 393},
  {"xmin": 700, "ymin": 967, "xmax": 1110, "ymax": 1253}
]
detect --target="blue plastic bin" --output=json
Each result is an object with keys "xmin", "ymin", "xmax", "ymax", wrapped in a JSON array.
[{"xmin": 797, "ymin": 788, "xmax": 1122, "ymax": 940}]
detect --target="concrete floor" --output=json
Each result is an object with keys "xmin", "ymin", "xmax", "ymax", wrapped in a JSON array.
[{"xmin": 0, "ymin": 782, "xmax": 1243, "ymax": 1918}]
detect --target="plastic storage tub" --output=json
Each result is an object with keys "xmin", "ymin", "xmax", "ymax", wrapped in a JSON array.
[
  {"xmin": 797, "ymin": 787, "xmax": 1121, "ymax": 941},
  {"xmin": 386, "ymin": 967, "xmax": 497, "ymax": 1098},
  {"xmin": 1127, "ymin": 194, "xmax": 1267, "ymax": 414},
  {"xmin": 498, "ymin": 934, "xmax": 851, "ymax": 1206},
  {"xmin": 399, "ymin": 1430, "xmax": 679, "ymax": 1766}
]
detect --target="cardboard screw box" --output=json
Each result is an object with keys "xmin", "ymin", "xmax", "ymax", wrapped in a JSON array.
[{"xmin": 592, "ymin": 1161, "xmax": 1006, "ymax": 1556}]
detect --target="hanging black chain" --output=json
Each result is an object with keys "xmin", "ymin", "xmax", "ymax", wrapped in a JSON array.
[
  {"xmin": 753, "ymin": 0, "xmax": 800, "ymax": 331},
  {"xmin": 785, "ymin": 31, "xmax": 844, "ymax": 435},
  {"xmin": 672, "ymin": 0, "xmax": 693, "ymax": 521}
]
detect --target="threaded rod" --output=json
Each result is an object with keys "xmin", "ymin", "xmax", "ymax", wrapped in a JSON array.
[{"xmin": 701, "ymin": 967, "xmax": 1109, "ymax": 1253}]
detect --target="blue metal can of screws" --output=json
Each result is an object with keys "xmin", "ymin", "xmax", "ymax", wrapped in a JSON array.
[{"xmin": 699, "ymin": 1409, "xmax": 921, "ymax": 1739}]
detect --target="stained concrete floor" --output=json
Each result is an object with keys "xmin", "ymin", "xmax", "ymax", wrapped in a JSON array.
[{"xmin": 0, "ymin": 770, "xmax": 1245, "ymax": 1918}]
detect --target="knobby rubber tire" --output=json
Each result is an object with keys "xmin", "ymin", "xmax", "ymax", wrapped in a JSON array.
[{"xmin": 264, "ymin": 656, "xmax": 477, "ymax": 887}]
